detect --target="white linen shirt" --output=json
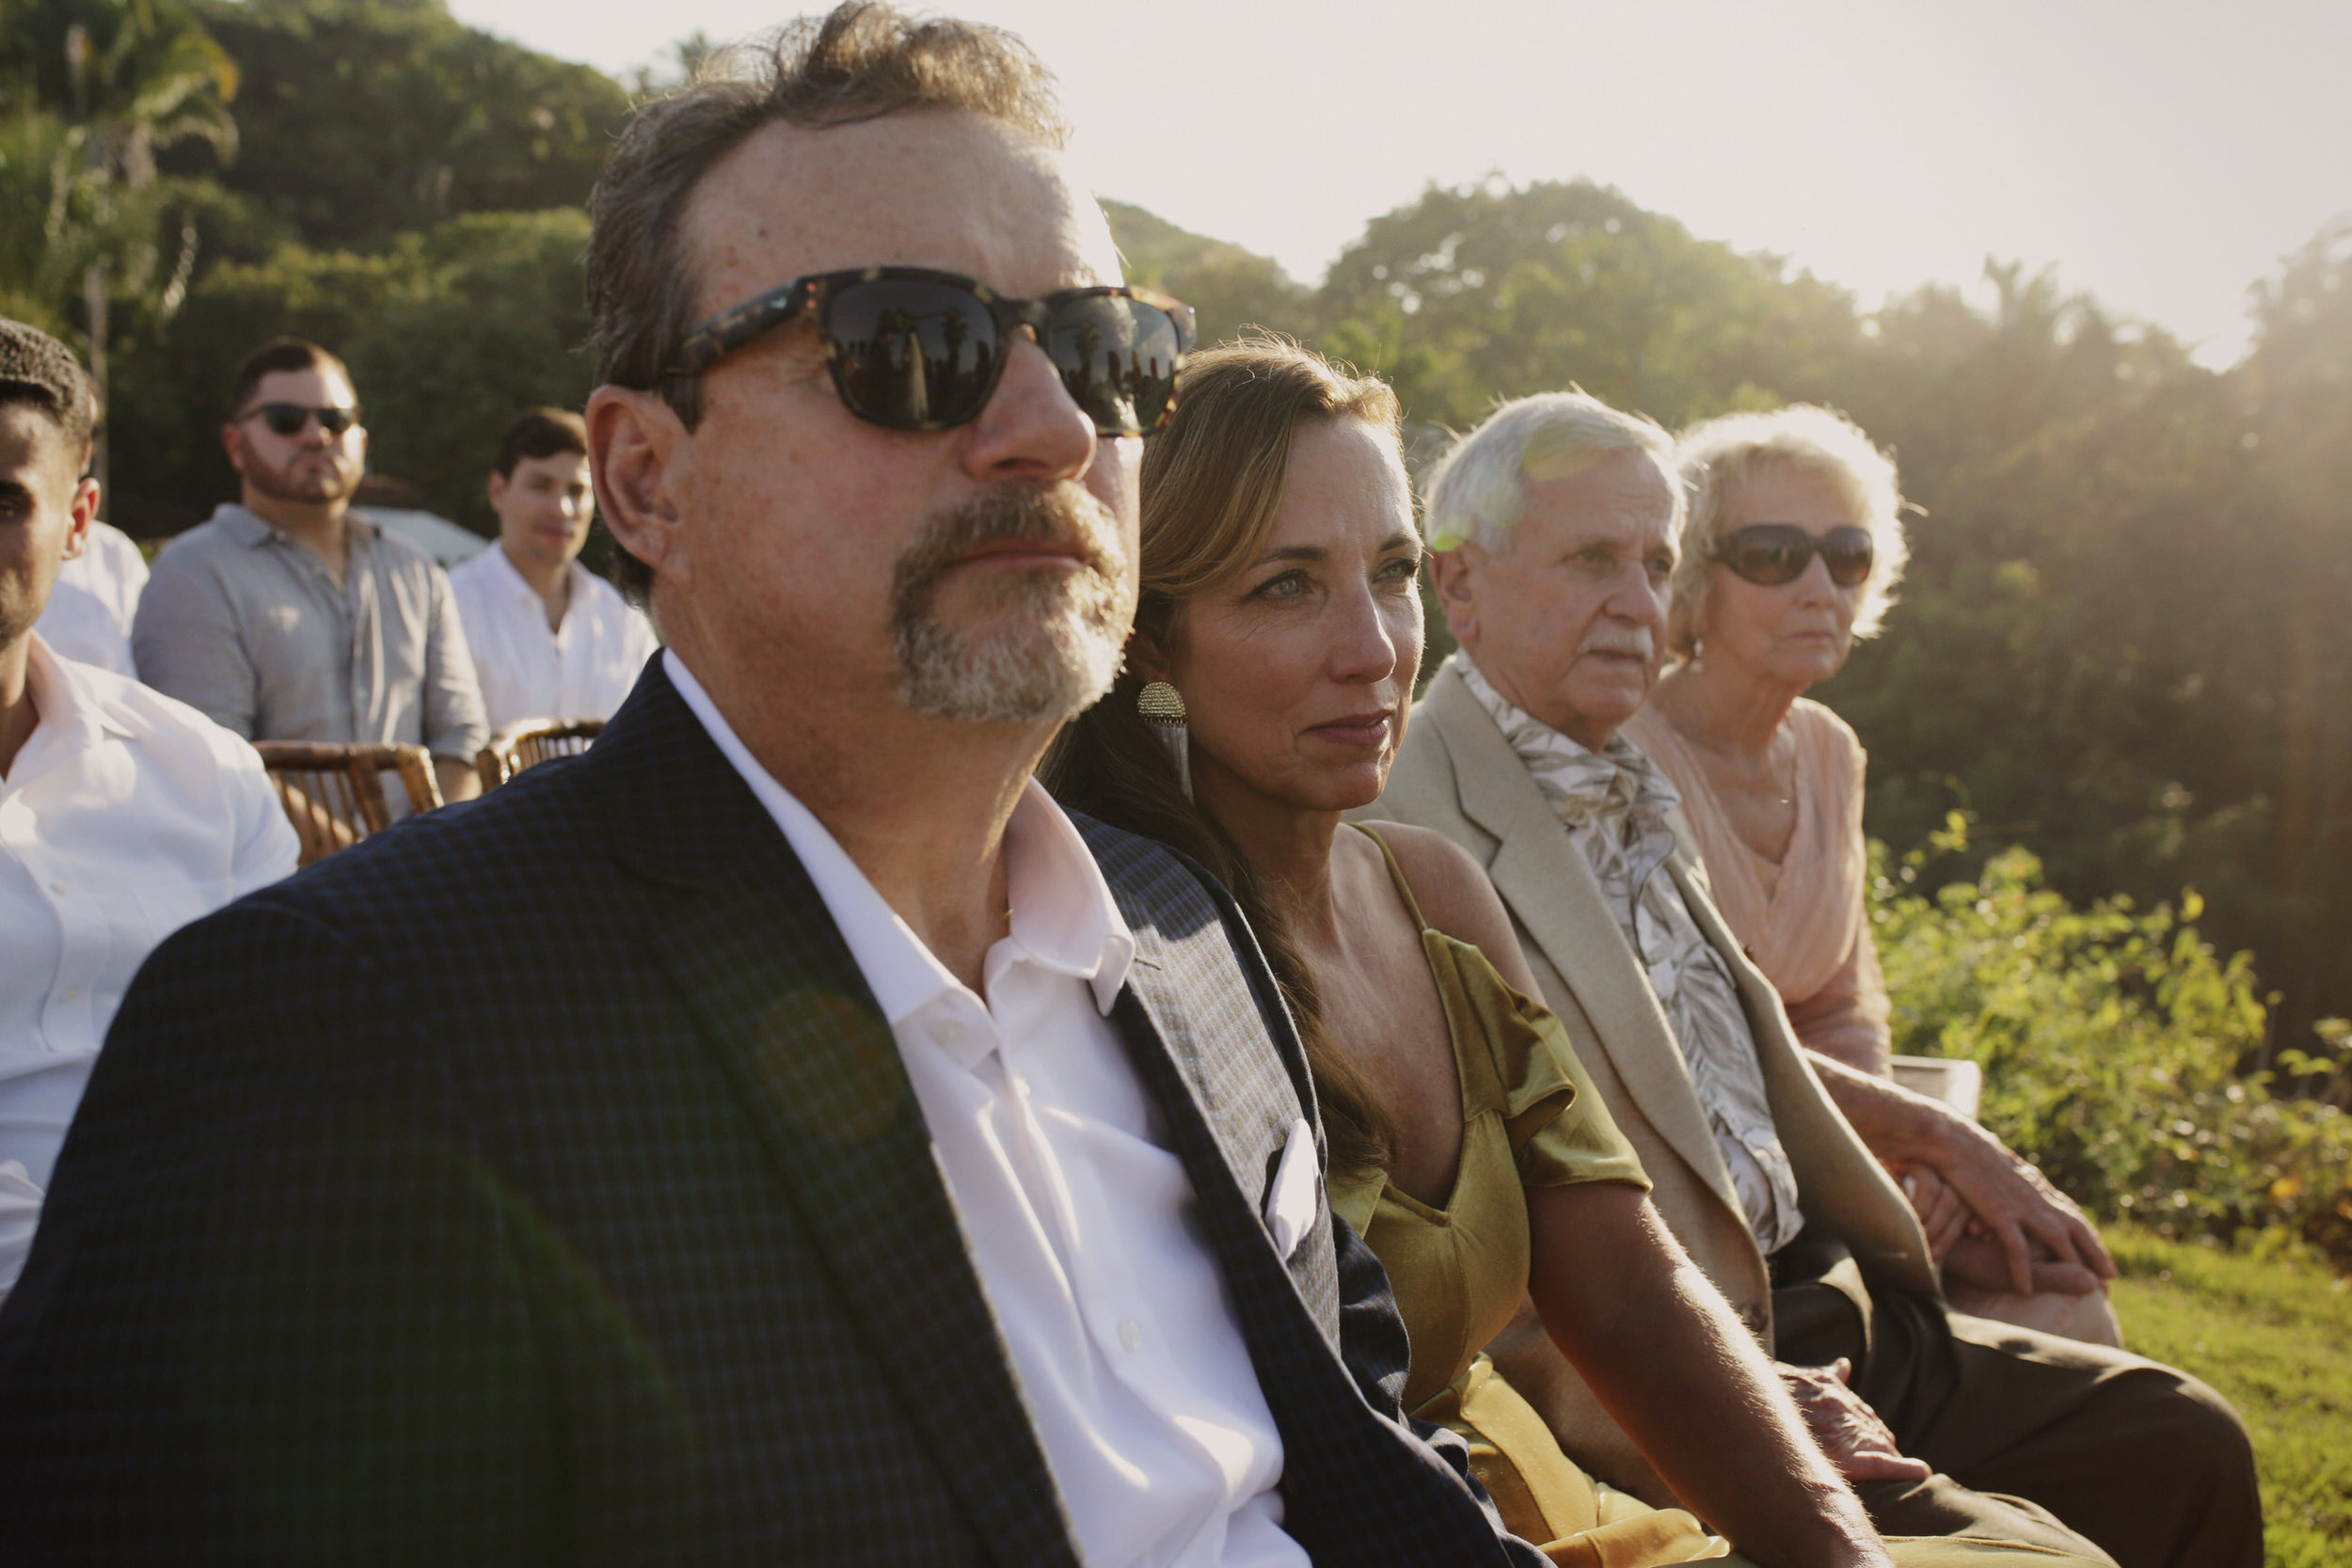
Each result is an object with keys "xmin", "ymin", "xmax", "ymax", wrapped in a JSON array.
[
  {"xmin": 668, "ymin": 652, "xmax": 1308, "ymax": 1568},
  {"xmin": 35, "ymin": 520, "xmax": 149, "ymax": 677},
  {"xmin": 0, "ymin": 636, "xmax": 300, "ymax": 1296},
  {"xmin": 448, "ymin": 546, "xmax": 659, "ymax": 731}
]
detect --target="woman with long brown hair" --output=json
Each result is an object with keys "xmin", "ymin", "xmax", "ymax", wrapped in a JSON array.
[{"xmin": 1043, "ymin": 339, "xmax": 2101, "ymax": 1568}]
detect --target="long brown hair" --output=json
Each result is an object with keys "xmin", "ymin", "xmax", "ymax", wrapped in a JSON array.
[{"xmin": 1041, "ymin": 336, "xmax": 1402, "ymax": 1175}]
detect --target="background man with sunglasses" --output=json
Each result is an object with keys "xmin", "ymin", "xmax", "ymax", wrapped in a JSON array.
[
  {"xmin": 133, "ymin": 337, "xmax": 488, "ymax": 805},
  {"xmin": 0, "ymin": 8, "xmax": 1596, "ymax": 1564},
  {"xmin": 1371, "ymin": 390, "xmax": 2260, "ymax": 1568}
]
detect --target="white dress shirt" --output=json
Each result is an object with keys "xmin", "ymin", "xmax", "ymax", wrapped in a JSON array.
[
  {"xmin": 34, "ymin": 520, "xmax": 148, "ymax": 677},
  {"xmin": 448, "ymin": 545, "xmax": 659, "ymax": 731},
  {"xmin": 0, "ymin": 636, "xmax": 300, "ymax": 1296},
  {"xmin": 667, "ymin": 652, "xmax": 1309, "ymax": 1568}
]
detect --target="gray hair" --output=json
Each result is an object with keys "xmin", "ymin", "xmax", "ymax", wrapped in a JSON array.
[
  {"xmin": 1421, "ymin": 389, "xmax": 1680, "ymax": 554},
  {"xmin": 1667, "ymin": 404, "xmax": 1910, "ymax": 657},
  {"xmin": 583, "ymin": 0, "xmax": 1071, "ymax": 601}
]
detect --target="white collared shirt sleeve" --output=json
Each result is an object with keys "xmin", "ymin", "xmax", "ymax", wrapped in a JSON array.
[
  {"xmin": 0, "ymin": 637, "xmax": 299, "ymax": 1297},
  {"xmin": 449, "ymin": 546, "xmax": 660, "ymax": 733},
  {"xmin": 667, "ymin": 652, "xmax": 1309, "ymax": 1568}
]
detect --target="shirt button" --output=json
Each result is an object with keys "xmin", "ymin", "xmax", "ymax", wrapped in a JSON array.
[
  {"xmin": 1118, "ymin": 1319, "xmax": 1142, "ymax": 1353},
  {"xmin": 48, "ymin": 879, "xmax": 67, "ymax": 895},
  {"xmin": 61, "ymin": 985, "xmax": 79, "ymax": 1001},
  {"xmin": 936, "ymin": 1020, "xmax": 967, "ymax": 1047}
]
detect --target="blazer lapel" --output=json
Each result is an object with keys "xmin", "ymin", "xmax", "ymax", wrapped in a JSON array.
[
  {"xmin": 591, "ymin": 666, "xmax": 1080, "ymax": 1568},
  {"xmin": 1422, "ymin": 667, "xmax": 1744, "ymax": 1224}
]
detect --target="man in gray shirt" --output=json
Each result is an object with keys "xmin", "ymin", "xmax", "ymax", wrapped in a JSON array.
[{"xmin": 134, "ymin": 339, "xmax": 487, "ymax": 804}]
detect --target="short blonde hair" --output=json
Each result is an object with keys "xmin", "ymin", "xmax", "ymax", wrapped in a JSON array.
[
  {"xmin": 1668, "ymin": 404, "xmax": 1910, "ymax": 657},
  {"xmin": 1421, "ymin": 390, "xmax": 1679, "ymax": 554}
]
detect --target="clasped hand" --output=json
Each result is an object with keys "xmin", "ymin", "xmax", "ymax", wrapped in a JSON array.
[{"xmin": 1886, "ymin": 1117, "xmax": 2117, "ymax": 1298}]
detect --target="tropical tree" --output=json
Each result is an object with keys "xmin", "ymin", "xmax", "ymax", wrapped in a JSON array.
[{"xmin": 0, "ymin": 0, "xmax": 240, "ymax": 487}]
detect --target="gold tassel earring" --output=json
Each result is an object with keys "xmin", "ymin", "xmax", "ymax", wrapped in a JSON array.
[{"xmin": 1136, "ymin": 680, "xmax": 1192, "ymax": 801}]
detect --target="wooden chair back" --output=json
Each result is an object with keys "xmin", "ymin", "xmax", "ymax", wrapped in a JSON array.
[
  {"xmin": 475, "ymin": 718, "xmax": 605, "ymax": 792},
  {"xmin": 254, "ymin": 742, "xmax": 444, "ymax": 866}
]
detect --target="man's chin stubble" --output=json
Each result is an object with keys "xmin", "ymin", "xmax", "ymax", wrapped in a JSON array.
[
  {"xmin": 888, "ymin": 483, "xmax": 1135, "ymax": 725},
  {"xmin": 894, "ymin": 569, "xmax": 1131, "ymax": 724}
]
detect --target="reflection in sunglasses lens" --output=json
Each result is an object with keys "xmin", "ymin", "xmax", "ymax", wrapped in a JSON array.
[
  {"xmin": 806, "ymin": 275, "xmax": 1187, "ymax": 436},
  {"xmin": 830, "ymin": 280, "xmax": 1002, "ymax": 429},
  {"xmin": 256, "ymin": 404, "xmax": 358, "ymax": 437}
]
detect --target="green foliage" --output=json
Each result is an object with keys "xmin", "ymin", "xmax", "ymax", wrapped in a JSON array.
[
  {"xmin": 179, "ymin": 0, "xmax": 628, "ymax": 251},
  {"xmin": 1313, "ymin": 177, "xmax": 1862, "ymax": 432},
  {"xmin": 105, "ymin": 206, "xmax": 595, "ymax": 532},
  {"xmin": 0, "ymin": 0, "xmax": 238, "ymax": 339},
  {"xmin": 1103, "ymin": 198, "xmax": 1316, "ymax": 351},
  {"xmin": 1873, "ymin": 821, "xmax": 2352, "ymax": 1263},
  {"xmin": 2103, "ymin": 1226, "xmax": 2352, "ymax": 1563}
]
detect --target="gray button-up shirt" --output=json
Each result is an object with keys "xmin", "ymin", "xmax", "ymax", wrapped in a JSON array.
[{"xmin": 133, "ymin": 504, "xmax": 489, "ymax": 762}]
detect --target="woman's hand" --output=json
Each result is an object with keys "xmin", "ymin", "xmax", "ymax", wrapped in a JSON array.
[{"xmin": 1811, "ymin": 1051, "xmax": 2117, "ymax": 1297}]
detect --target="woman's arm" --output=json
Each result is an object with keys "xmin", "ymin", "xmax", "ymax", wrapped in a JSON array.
[
  {"xmin": 1782, "ymin": 921, "xmax": 1893, "ymax": 1076},
  {"xmin": 1359, "ymin": 821, "xmax": 1549, "ymax": 993},
  {"xmin": 1525, "ymin": 1181, "xmax": 1894, "ymax": 1568}
]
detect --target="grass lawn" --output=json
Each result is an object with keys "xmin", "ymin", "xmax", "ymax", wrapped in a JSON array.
[{"xmin": 2104, "ymin": 1225, "xmax": 2352, "ymax": 1567}]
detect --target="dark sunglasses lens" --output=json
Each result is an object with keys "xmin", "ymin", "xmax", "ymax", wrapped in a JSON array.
[
  {"xmin": 1821, "ymin": 527, "xmax": 1874, "ymax": 586},
  {"xmin": 824, "ymin": 278, "xmax": 1001, "ymax": 429},
  {"xmin": 1044, "ymin": 295, "xmax": 1184, "ymax": 436},
  {"xmin": 315, "ymin": 406, "xmax": 358, "ymax": 436},
  {"xmin": 1725, "ymin": 527, "xmax": 1809, "ymax": 585},
  {"xmin": 259, "ymin": 404, "xmax": 309, "ymax": 436}
]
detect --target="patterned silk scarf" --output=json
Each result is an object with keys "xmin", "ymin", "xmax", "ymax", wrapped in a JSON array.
[{"xmin": 1457, "ymin": 658, "xmax": 1804, "ymax": 1256}]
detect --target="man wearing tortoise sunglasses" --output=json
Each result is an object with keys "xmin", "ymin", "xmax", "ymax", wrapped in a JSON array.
[
  {"xmin": 131, "ymin": 336, "xmax": 488, "ymax": 805},
  {"xmin": 0, "ymin": 7, "xmax": 1576, "ymax": 1565}
]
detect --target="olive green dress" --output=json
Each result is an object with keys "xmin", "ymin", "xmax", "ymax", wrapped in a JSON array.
[{"xmin": 1328, "ymin": 828, "xmax": 1725, "ymax": 1565}]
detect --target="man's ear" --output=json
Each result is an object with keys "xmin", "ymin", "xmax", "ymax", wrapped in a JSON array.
[
  {"xmin": 220, "ymin": 422, "xmax": 247, "ymax": 478},
  {"xmin": 486, "ymin": 470, "xmax": 508, "ymax": 513},
  {"xmin": 62, "ymin": 471, "xmax": 97, "ymax": 563},
  {"xmin": 1428, "ymin": 545, "xmax": 1480, "ymax": 648},
  {"xmin": 588, "ymin": 386, "xmax": 688, "ymax": 586}
]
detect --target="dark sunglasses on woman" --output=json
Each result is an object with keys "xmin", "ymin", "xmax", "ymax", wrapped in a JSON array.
[
  {"xmin": 240, "ymin": 403, "xmax": 362, "ymax": 438},
  {"xmin": 666, "ymin": 265, "xmax": 1197, "ymax": 437},
  {"xmin": 1713, "ymin": 523, "xmax": 1875, "ymax": 588}
]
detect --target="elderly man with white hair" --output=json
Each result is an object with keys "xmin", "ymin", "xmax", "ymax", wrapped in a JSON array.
[{"xmin": 1368, "ymin": 390, "xmax": 2261, "ymax": 1568}]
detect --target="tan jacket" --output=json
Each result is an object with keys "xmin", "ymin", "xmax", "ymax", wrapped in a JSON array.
[{"xmin": 1368, "ymin": 659, "xmax": 1937, "ymax": 1343}]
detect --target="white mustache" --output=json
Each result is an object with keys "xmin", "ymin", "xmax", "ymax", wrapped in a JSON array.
[{"xmin": 1580, "ymin": 634, "xmax": 1655, "ymax": 659}]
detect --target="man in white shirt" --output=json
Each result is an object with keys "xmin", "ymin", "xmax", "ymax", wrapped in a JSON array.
[
  {"xmin": 33, "ymin": 517, "xmax": 148, "ymax": 675},
  {"xmin": 0, "ymin": 316, "xmax": 298, "ymax": 1302},
  {"xmin": 448, "ymin": 407, "xmax": 658, "ymax": 731},
  {"xmin": 0, "ymin": 10, "xmax": 1568, "ymax": 1564}
]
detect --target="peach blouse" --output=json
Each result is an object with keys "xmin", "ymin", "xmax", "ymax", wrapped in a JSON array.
[{"xmin": 1618, "ymin": 698, "xmax": 1892, "ymax": 1074}]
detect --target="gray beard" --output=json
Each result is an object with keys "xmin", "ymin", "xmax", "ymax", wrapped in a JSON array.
[{"xmin": 889, "ymin": 483, "xmax": 1134, "ymax": 724}]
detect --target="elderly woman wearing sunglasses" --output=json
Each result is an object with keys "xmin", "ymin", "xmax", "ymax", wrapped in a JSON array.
[{"xmin": 1619, "ymin": 404, "xmax": 2122, "ymax": 1347}]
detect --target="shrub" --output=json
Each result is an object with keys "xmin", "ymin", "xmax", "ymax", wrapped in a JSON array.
[{"xmin": 1873, "ymin": 816, "xmax": 2352, "ymax": 1266}]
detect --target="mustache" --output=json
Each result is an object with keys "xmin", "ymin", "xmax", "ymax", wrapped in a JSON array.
[
  {"xmin": 1581, "ymin": 629, "xmax": 1656, "ymax": 658},
  {"xmin": 890, "ymin": 482, "xmax": 1125, "ymax": 605}
]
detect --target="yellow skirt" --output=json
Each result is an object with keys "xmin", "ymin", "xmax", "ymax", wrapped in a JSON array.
[{"xmin": 1416, "ymin": 1355, "xmax": 1726, "ymax": 1567}]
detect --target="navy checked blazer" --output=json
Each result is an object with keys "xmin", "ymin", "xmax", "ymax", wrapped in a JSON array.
[{"xmin": 0, "ymin": 661, "xmax": 1546, "ymax": 1567}]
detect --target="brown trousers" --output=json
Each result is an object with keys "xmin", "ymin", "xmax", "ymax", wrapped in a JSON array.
[{"xmin": 1772, "ymin": 1254, "xmax": 2262, "ymax": 1568}]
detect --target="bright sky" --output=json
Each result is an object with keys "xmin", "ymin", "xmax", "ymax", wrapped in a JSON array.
[{"xmin": 447, "ymin": 0, "xmax": 2350, "ymax": 369}]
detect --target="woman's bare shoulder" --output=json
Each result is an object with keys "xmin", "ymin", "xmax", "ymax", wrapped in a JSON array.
[{"xmin": 1353, "ymin": 821, "xmax": 1534, "ymax": 982}]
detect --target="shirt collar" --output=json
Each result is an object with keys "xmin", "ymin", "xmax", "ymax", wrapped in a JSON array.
[
  {"xmin": 1455, "ymin": 654, "xmax": 1680, "ymax": 829},
  {"xmin": 478, "ymin": 539, "xmax": 584, "ymax": 608},
  {"xmin": 663, "ymin": 651, "xmax": 1134, "ymax": 1036},
  {"xmin": 215, "ymin": 502, "xmax": 375, "ymax": 551},
  {"xmin": 10, "ymin": 635, "xmax": 131, "ymax": 782}
]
